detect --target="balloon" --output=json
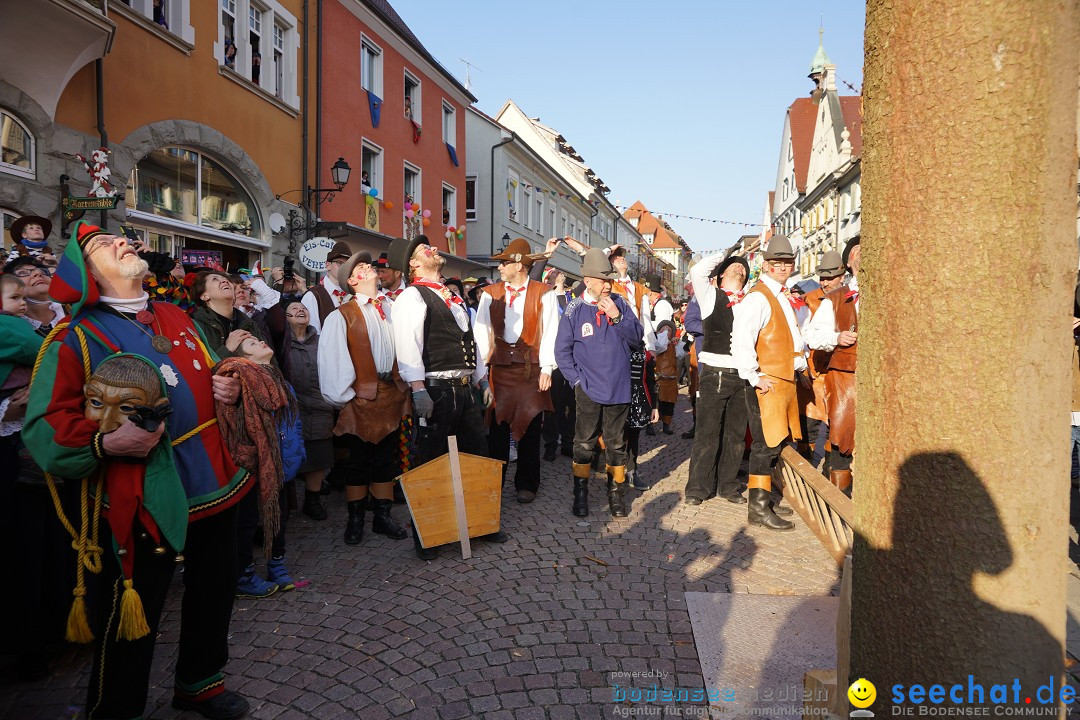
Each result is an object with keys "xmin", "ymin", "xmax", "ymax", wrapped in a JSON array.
[
  {"xmin": 422, "ymin": 218, "xmax": 431, "ymax": 227},
  {"xmin": 383, "ymin": 201, "xmax": 394, "ymax": 210},
  {"xmin": 405, "ymin": 210, "xmax": 414, "ymax": 218},
  {"xmin": 457, "ymin": 231, "xmax": 463, "ymax": 239},
  {"xmin": 404, "ymin": 201, "xmax": 412, "ymax": 211},
  {"xmin": 457, "ymin": 226, "xmax": 465, "ymax": 235},
  {"xmin": 422, "ymin": 209, "xmax": 431, "ymax": 219},
  {"xmin": 448, "ymin": 226, "xmax": 456, "ymax": 233},
  {"xmin": 368, "ymin": 187, "xmax": 378, "ymax": 197},
  {"xmin": 445, "ymin": 231, "xmax": 452, "ymax": 239}
]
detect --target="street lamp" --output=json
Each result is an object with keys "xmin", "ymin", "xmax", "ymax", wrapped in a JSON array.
[
  {"xmin": 501, "ymin": 232, "xmax": 511, "ymax": 251},
  {"xmin": 281, "ymin": 156, "xmax": 352, "ymax": 254}
]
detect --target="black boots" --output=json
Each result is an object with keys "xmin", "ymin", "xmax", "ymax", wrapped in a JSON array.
[
  {"xmin": 681, "ymin": 424, "xmax": 696, "ymax": 440},
  {"xmin": 303, "ymin": 489, "xmax": 328, "ymax": 520},
  {"xmin": 645, "ymin": 423, "xmax": 656, "ymax": 436},
  {"xmin": 371, "ymin": 498, "xmax": 408, "ymax": 539},
  {"xmin": 607, "ymin": 465, "xmax": 628, "ymax": 517},
  {"xmin": 661, "ymin": 417, "xmax": 674, "ymax": 435},
  {"xmin": 747, "ymin": 476, "xmax": 794, "ymax": 531},
  {"xmin": 413, "ymin": 523, "xmax": 437, "ymax": 560},
  {"xmin": 572, "ymin": 463, "xmax": 590, "ymax": 517},
  {"xmin": 344, "ymin": 500, "xmax": 365, "ymax": 544}
]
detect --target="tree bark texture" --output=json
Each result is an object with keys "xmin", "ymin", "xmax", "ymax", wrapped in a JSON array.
[{"xmin": 851, "ymin": 0, "xmax": 1079, "ymax": 711}]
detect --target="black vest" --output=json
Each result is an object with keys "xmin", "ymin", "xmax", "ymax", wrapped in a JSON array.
[
  {"xmin": 701, "ymin": 291, "xmax": 736, "ymax": 357},
  {"xmin": 418, "ymin": 286, "xmax": 477, "ymax": 372}
]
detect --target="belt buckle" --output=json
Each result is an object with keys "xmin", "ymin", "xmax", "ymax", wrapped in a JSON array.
[{"xmin": 458, "ymin": 376, "xmax": 469, "ymax": 386}]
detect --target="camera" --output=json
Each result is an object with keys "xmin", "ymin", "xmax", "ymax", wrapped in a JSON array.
[{"xmin": 283, "ymin": 256, "xmax": 295, "ymax": 280}]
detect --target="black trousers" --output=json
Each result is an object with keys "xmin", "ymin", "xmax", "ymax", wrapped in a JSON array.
[
  {"xmin": 488, "ymin": 414, "xmax": 543, "ymax": 492},
  {"xmin": 744, "ymin": 384, "xmax": 784, "ymax": 476},
  {"xmin": 340, "ymin": 430, "xmax": 401, "ymax": 486},
  {"xmin": 573, "ymin": 386, "xmax": 629, "ymax": 468},
  {"xmin": 542, "ymin": 369, "xmax": 575, "ymax": 450},
  {"xmin": 686, "ymin": 367, "xmax": 749, "ymax": 500},
  {"xmin": 238, "ymin": 485, "xmax": 288, "ymax": 568},
  {"xmin": 626, "ymin": 427, "xmax": 642, "ymax": 473},
  {"xmin": 86, "ymin": 503, "xmax": 240, "ymax": 720},
  {"xmin": 415, "ymin": 382, "xmax": 488, "ymax": 465},
  {"xmin": 830, "ymin": 448, "xmax": 853, "ymax": 472}
]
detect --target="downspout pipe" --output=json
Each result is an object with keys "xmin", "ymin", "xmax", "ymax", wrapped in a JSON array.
[
  {"xmin": 489, "ymin": 133, "xmax": 513, "ymax": 258},
  {"xmin": 301, "ymin": 0, "xmax": 309, "ymax": 253},
  {"xmin": 96, "ymin": 59, "xmax": 108, "ymax": 229},
  {"xmin": 314, "ymin": 0, "xmax": 323, "ymax": 222}
]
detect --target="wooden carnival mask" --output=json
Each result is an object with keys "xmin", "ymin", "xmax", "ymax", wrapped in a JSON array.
[{"xmin": 84, "ymin": 355, "xmax": 172, "ymax": 433}]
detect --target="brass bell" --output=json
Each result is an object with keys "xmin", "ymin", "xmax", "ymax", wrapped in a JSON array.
[
  {"xmin": 175, "ymin": 554, "xmax": 184, "ymax": 564},
  {"xmin": 153, "ymin": 546, "xmax": 167, "ymax": 556},
  {"xmin": 117, "ymin": 547, "xmax": 127, "ymax": 556}
]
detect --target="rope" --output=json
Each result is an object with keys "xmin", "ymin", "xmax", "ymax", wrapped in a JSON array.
[{"xmin": 171, "ymin": 417, "xmax": 217, "ymax": 446}]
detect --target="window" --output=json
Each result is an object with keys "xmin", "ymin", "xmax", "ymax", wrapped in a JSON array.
[
  {"xmin": 1, "ymin": 110, "xmax": 34, "ymax": 179},
  {"xmin": 442, "ymin": 184, "xmax": 456, "ymax": 228},
  {"xmin": 129, "ymin": 147, "xmax": 258, "ymax": 236},
  {"xmin": 361, "ymin": 141, "xmax": 383, "ymax": 194},
  {"xmin": 248, "ymin": 3, "xmax": 263, "ymax": 84},
  {"xmin": 560, "ymin": 210, "xmax": 567, "ymax": 237},
  {"xmin": 508, "ymin": 169, "xmax": 519, "ymax": 223},
  {"xmin": 522, "ymin": 182, "xmax": 532, "ymax": 230},
  {"xmin": 272, "ymin": 23, "xmax": 284, "ymax": 99},
  {"xmin": 221, "ymin": 0, "xmax": 237, "ymax": 68},
  {"xmin": 629, "ymin": 216, "xmax": 638, "ymax": 229},
  {"xmin": 534, "ymin": 193, "xmax": 543, "ymax": 235},
  {"xmin": 442, "ymin": 101, "xmax": 456, "ymax": 146},
  {"xmin": 643, "ymin": 233, "xmax": 654, "ymax": 245},
  {"xmin": 361, "ymin": 36, "xmax": 382, "ymax": 96},
  {"xmin": 404, "ymin": 70, "xmax": 421, "ymax": 125},
  {"xmin": 403, "ymin": 162, "xmax": 421, "ymax": 209},
  {"xmin": 465, "ymin": 176, "xmax": 476, "ymax": 221},
  {"xmin": 549, "ymin": 202, "xmax": 556, "ymax": 236}
]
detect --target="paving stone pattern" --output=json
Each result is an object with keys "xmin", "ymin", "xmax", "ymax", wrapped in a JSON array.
[{"xmin": 3, "ymin": 391, "xmax": 840, "ymax": 719}]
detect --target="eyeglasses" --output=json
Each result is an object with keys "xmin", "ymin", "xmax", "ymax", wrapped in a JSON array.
[
  {"xmin": 13, "ymin": 267, "xmax": 51, "ymax": 279},
  {"xmin": 327, "ymin": 258, "xmax": 346, "ymax": 266}
]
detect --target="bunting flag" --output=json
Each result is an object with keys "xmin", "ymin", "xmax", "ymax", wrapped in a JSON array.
[
  {"xmin": 446, "ymin": 142, "xmax": 459, "ymax": 167},
  {"xmin": 410, "ymin": 119, "xmax": 422, "ymax": 144},
  {"xmin": 251, "ymin": 260, "xmax": 262, "ymax": 276},
  {"xmin": 366, "ymin": 90, "xmax": 382, "ymax": 128}
]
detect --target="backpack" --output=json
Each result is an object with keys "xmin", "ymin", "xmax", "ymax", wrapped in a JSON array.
[{"xmin": 278, "ymin": 384, "xmax": 306, "ymax": 482}]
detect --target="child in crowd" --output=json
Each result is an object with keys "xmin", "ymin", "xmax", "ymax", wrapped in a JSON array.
[
  {"xmin": 0, "ymin": 275, "xmax": 39, "ymax": 435},
  {"xmin": 215, "ymin": 337, "xmax": 305, "ymax": 598}
]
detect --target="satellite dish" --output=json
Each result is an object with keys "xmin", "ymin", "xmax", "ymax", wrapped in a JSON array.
[{"xmin": 268, "ymin": 212, "xmax": 286, "ymax": 233}]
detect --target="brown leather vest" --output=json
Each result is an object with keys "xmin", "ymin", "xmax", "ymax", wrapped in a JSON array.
[
  {"xmin": 826, "ymin": 283, "xmax": 858, "ymax": 372},
  {"xmin": 312, "ymin": 281, "xmax": 338, "ymax": 325},
  {"xmin": 611, "ymin": 279, "xmax": 645, "ymax": 318},
  {"xmin": 748, "ymin": 281, "xmax": 796, "ymax": 380},
  {"xmin": 484, "ymin": 280, "xmax": 546, "ymax": 365},
  {"xmin": 803, "ymin": 288, "xmax": 832, "ymax": 377}
]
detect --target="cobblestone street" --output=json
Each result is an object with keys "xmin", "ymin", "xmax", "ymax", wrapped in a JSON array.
[{"xmin": 4, "ymin": 392, "xmax": 840, "ymax": 720}]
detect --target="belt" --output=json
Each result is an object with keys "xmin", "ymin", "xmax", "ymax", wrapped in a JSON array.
[
  {"xmin": 426, "ymin": 376, "xmax": 471, "ymax": 388},
  {"xmin": 704, "ymin": 365, "xmax": 740, "ymax": 374}
]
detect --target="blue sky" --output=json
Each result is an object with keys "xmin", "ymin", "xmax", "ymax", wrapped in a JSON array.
[{"xmin": 396, "ymin": 1, "xmax": 867, "ymax": 254}]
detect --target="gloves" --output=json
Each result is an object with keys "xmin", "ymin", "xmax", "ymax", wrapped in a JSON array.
[
  {"xmin": 478, "ymin": 379, "xmax": 494, "ymax": 408},
  {"xmin": 411, "ymin": 389, "xmax": 434, "ymax": 419}
]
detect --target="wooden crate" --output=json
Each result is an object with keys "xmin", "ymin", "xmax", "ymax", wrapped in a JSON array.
[{"xmin": 399, "ymin": 447, "xmax": 504, "ymax": 551}]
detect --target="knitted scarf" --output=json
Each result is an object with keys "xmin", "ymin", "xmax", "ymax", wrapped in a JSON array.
[{"xmin": 214, "ymin": 357, "xmax": 296, "ymax": 544}]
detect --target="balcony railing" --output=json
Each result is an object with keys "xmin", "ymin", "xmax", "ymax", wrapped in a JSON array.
[{"xmin": 777, "ymin": 446, "xmax": 855, "ymax": 564}]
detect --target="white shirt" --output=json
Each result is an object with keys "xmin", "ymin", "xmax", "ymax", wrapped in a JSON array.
[
  {"xmin": 733, "ymin": 274, "xmax": 808, "ymax": 387},
  {"xmin": 248, "ymin": 276, "xmax": 281, "ymax": 311},
  {"xmin": 474, "ymin": 281, "xmax": 559, "ymax": 375},
  {"xmin": 301, "ymin": 275, "xmax": 345, "ymax": 334},
  {"xmin": 805, "ymin": 275, "xmax": 859, "ymax": 353},
  {"xmin": 318, "ymin": 293, "xmax": 396, "ymax": 407},
  {"xmin": 378, "ymin": 277, "xmax": 407, "ymax": 300},
  {"xmin": 689, "ymin": 253, "xmax": 746, "ymax": 370},
  {"xmin": 614, "ymin": 276, "xmax": 637, "ymax": 317},
  {"xmin": 391, "ymin": 283, "xmax": 487, "ymax": 385}
]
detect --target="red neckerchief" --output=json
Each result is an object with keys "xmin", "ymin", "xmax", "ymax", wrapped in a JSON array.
[
  {"xmin": 780, "ymin": 286, "xmax": 805, "ymax": 310},
  {"xmin": 507, "ymin": 283, "xmax": 527, "ymax": 308},
  {"xmin": 584, "ymin": 297, "xmax": 613, "ymax": 327},
  {"xmin": 366, "ymin": 296, "xmax": 386, "ymax": 321},
  {"xmin": 412, "ymin": 279, "xmax": 462, "ymax": 309},
  {"xmin": 722, "ymin": 289, "xmax": 744, "ymax": 308},
  {"xmin": 845, "ymin": 289, "xmax": 859, "ymax": 303},
  {"xmin": 382, "ymin": 287, "xmax": 403, "ymax": 300},
  {"xmin": 332, "ymin": 288, "xmax": 347, "ymax": 304}
]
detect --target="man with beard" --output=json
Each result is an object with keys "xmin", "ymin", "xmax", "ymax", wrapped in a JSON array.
[
  {"xmin": 390, "ymin": 236, "xmax": 507, "ymax": 557},
  {"xmin": 555, "ymin": 248, "xmax": 643, "ymax": 518},
  {"xmin": 301, "ymin": 241, "xmax": 353, "ymax": 332},
  {"xmin": 24, "ymin": 222, "xmax": 250, "ymax": 720},
  {"xmin": 732, "ymin": 235, "xmax": 806, "ymax": 531},
  {"xmin": 797, "ymin": 250, "xmax": 845, "ymax": 468},
  {"xmin": 3, "ymin": 256, "xmax": 65, "ymax": 331},
  {"xmin": 474, "ymin": 238, "xmax": 558, "ymax": 504},
  {"xmin": 376, "ymin": 252, "xmax": 407, "ymax": 300}
]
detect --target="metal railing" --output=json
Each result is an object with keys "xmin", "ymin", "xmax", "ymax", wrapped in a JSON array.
[{"xmin": 778, "ymin": 446, "xmax": 855, "ymax": 565}]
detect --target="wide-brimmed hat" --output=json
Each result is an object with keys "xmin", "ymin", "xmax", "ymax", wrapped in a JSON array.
[
  {"xmin": 842, "ymin": 237, "xmax": 860, "ymax": 269},
  {"xmin": 326, "ymin": 241, "xmax": 353, "ymax": 265},
  {"xmin": 763, "ymin": 235, "xmax": 795, "ymax": 261},
  {"xmin": 655, "ymin": 319, "xmax": 677, "ymax": 339},
  {"xmin": 9, "ymin": 215, "xmax": 52, "ymax": 244},
  {"xmin": 374, "ymin": 252, "xmax": 390, "ymax": 269},
  {"xmin": 388, "ymin": 235, "xmax": 426, "ymax": 273},
  {"xmin": 340, "ymin": 250, "xmax": 374, "ymax": 295},
  {"xmin": 491, "ymin": 238, "xmax": 535, "ymax": 267},
  {"xmin": 580, "ymin": 247, "xmax": 616, "ymax": 279},
  {"xmin": 643, "ymin": 273, "xmax": 663, "ymax": 293},
  {"xmin": 816, "ymin": 250, "xmax": 844, "ymax": 279},
  {"xmin": 711, "ymin": 256, "xmax": 750, "ymax": 281}
]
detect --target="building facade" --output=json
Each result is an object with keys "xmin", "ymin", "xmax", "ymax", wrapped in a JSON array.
[{"xmin": 622, "ymin": 201, "xmax": 692, "ymax": 295}]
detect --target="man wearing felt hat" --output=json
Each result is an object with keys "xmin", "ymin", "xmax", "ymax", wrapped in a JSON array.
[
  {"xmin": 23, "ymin": 222, "xmax": 252, "ymax": 719},
  {"xmin": 684, "ymin": 251, "xmax": 752, "ymax": 506},
  {"xmin": 318, "ymin": 250, "xmax": 411, "ymax": 545},
  {"xmin": 805, "ymin": 238, "xmax": 861, "ymax": 493},
  {"xmin": 797, "ymin": 249, "xmax": 845, "ymax": 468},
  {"xmin": 554, "ymin": 248, "xmax": 644, "ymax": 518},
  {"xmin": 474, "ymin": 238, "xmax": 559, "ymax": 503},
  {"xmin": 376, "ymin": 251, "xmax": 407, "ymax": 300},
  {"xmin": 389, "ymin": 235, "xmax": 507, "ymax": 558},
  {"xmin": 732, "ymin": 235, "xmax": 807, "ymax": 531},
  {"xmin": 300, "ymin": 240, "xmax": 353, "ymax": 333}
]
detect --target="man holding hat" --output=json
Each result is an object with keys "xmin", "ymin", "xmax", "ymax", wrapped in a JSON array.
[
  {"xmin": 6, "ymin": 214, "xmax": 54, "ymax": 264},
  {"xmin": 474, "ymin": 238, "xmax": 559, "ymax": 503},
  {"xmin": 684, "ymin": 251, "xmax": 752, "ymax": 506},
  {"xmin": 608, "ymin": 245, "xmax": 647, "ymax": 320},
  {"xmin": 797, "ymin": 250, "xmax": 845, "ymax": 466},
  {"xmin": 555, "ymin": 248, "xmax": 644, "ymax": 518},
  {"xmin": 732, "ymin": 235, "xmax": 807, "ymax": 531},
  {"xmin": 300, "ymin": 240, "xmax": 353, "ymax": 332},
  {"xmin": 805, "ymin": 238, "xmax": 861, "ymax": 493},
  {"xmin": 319, "ymin": 251, "xmax": 411, "ymax": 544}
]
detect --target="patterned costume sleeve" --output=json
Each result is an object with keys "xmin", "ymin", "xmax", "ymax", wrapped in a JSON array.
[
  {"xmin": 22, "ymin": 330, "xmax": 102, "ymax": 479},
  {"xmin": 0, "ymin": 315, "xmax": 45, "ymax": 368}
]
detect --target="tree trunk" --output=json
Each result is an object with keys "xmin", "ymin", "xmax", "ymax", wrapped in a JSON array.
[{"xmin": 851, "ymin": 0, "xmax": 1079, "ymax": 712}]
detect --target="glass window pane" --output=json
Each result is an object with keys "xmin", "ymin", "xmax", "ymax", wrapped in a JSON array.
[
  {"xmin": 1, "ymin": 113, "xmax": 32, "ymax": 169},
  {"xmin": 200, "ymin": 155, "xmax": 257, "ymax": 236},
  {"xmin": 136, "ymin": 147, "xmax": 199, "ymax": 225}
]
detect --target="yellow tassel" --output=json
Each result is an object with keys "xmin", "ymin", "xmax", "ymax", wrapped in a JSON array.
[
  {"xmin": 117, "ymin": 579, "xmax": 150, "ymax": 641},
  {"xmin": 65, "ymin": 593, "xmax": 94, "ymax": 644}
]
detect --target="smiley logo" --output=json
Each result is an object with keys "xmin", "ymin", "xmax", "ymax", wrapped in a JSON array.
[{"xmin": 848, "ymin": 678, "xmax": 876, "ymax": 709}]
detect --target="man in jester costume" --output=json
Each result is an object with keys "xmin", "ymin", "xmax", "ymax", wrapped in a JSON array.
[{"xmin": 23, "ymin": 221, "xmax": 253, "ymax": 720}]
